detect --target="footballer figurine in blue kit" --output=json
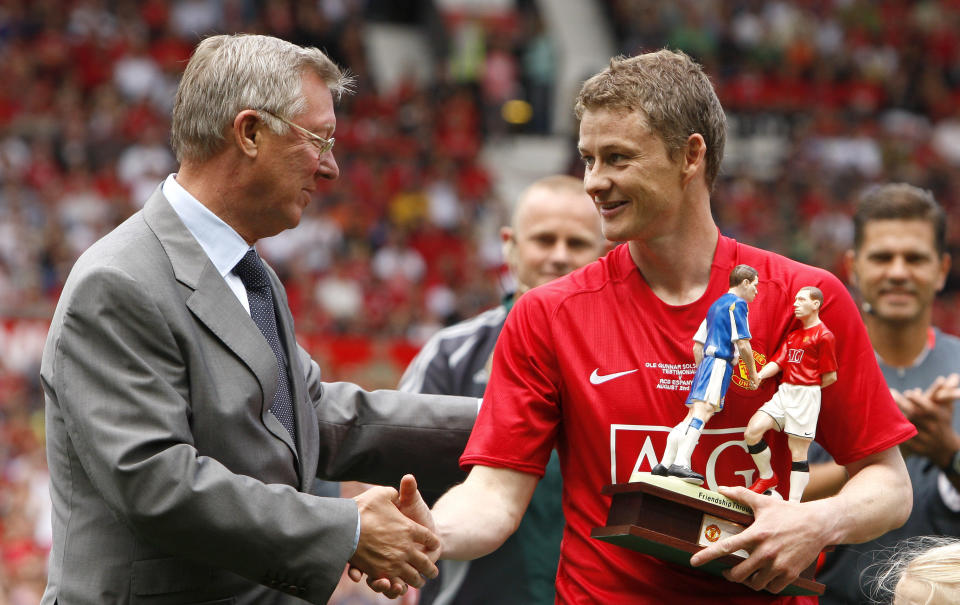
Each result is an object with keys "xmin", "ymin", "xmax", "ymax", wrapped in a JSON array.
[{"xmin": 654, "ymin": 264, "xmax": 761, "ymax": 484}]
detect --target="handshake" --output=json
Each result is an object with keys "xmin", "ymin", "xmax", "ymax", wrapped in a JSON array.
[{"xmin": 347, "ymin": 474, "xmax": 440, "ymax": 599}]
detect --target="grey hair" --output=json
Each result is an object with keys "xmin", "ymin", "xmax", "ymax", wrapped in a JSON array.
[
  {"xmin": 171, "ymin": 34, "xmax": 354, "ymax": 163},
  {"xmin": 866, "ymin": 536, "xmax": 960, "ymax": 604}
]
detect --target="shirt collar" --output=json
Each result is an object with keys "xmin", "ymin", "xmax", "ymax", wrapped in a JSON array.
[
  {"xmin": 162, "ymin": 173, "xmax": 252, "ymax": 277},
  {"xmin": 875, "ymin": 327, "xmax": 936, "ymax": 376}
]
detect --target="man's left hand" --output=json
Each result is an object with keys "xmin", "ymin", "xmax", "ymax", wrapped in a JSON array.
[{"xmin": 689, "ymin": 486, "xmax": 834, "ymax": 593}]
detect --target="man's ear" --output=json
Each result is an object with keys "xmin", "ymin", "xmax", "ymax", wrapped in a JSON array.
[
  {"xmin": 844, "ymin": 249, "xmax": 857, "ymax": 288},
  {"xmin": 681, "ymin": 133, "xmax": 706, "ymax": 186},
  {"xmin": 936, "ymin": 252, "xmax": 951, "ymax": 293},
  {"xmin": 501, "ymin": 226, "xmax": 515, "ymax": 262},
  {"xmin": 233, "ymin": 110, "xmax": 262, "ymax": 158}
]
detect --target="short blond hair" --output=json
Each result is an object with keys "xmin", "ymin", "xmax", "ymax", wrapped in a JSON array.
[
  {"xmin": 510, "ymin": 175, "xmax": 587, "ymax": 225},
  {"xmin": 575, "ymin": 49, "xmax": 725, "ymax": 190}
]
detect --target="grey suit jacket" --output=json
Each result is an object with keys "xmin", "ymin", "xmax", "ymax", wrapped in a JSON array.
[{"xmin": 40, "ymin": 188, "xmax": 477, "ymax": 605}]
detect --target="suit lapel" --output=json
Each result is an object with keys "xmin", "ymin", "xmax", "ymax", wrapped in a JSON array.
[{"xmin": 142, "ymin": 188, "xmax": 302, "ymax": 469}]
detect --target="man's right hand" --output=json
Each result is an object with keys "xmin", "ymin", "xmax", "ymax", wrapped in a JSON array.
[
  {"xmin": 352, "ymin": 466, "xmax": 539, "ymax": 596},
  {"xmin": 348, "ymin": 478, "xmax": 440, "ymax": 597}
]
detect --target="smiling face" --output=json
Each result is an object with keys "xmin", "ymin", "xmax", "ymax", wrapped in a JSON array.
[
  {"xmin": 503, "ymin": 184, "xmax": 606, "ymax": 294},
  {"xmin": 850, "ymin": 219, "xmax": 949, "ymax": 325},
  {"xmin": 239, "ymin": 70, "xmax": 339, "ymax": 242},
  {"xmin": 578, "ymin": 108, "xmax": 688, "ymax": 243}
]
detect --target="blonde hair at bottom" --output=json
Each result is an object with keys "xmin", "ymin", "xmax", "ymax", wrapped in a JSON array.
[{"xmin": 866, "ymin": 536, "xmax": 960, "ymax": 604}]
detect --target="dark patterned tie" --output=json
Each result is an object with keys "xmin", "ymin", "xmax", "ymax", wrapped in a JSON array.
[{"xmin": 233, "ymin": 249, "xmax": 296, "ymax": 446}]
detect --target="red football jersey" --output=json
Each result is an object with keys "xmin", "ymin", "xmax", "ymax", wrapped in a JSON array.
[
  {"xmin": 771, "ymin": 322, "xmax": 838, "ymax": 386},
  {"xmin": 461, "ymin": 235, "xmax": 915, "ymax": 604}
]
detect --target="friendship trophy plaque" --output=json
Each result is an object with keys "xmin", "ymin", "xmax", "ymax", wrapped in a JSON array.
[{"xmin": 591, "ymin": 472, "xmax": 825, "ymax": 596}]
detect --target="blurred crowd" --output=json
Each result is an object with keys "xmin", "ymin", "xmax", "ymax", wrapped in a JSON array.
[
  {"xmin": 1, "ymin": 0, "xmax": 960, "ymax": 601},
  {"xmin": 602, "ymin": 0, "xmax": 960, "ymax": 312}
]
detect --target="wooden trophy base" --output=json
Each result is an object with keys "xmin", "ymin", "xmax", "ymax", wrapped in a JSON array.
[{"xmin": 590, "ymin": 473, "xmax": 824, "ymax": 596}]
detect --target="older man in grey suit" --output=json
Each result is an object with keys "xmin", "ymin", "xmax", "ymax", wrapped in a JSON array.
[{"xmin": 40, "ymin": 34, "xmax": 476, "ymax": 605}]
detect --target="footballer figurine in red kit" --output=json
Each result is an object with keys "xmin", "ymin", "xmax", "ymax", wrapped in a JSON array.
[{"xmin": 745, "ymin": 286, "xmax": 838, "ymax": 502}]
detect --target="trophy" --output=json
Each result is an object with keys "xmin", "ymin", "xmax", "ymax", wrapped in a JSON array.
[
  {"xmin": 591, "ymin": 272, "xmax": 829, "ymax": 596},
  {"xmin": 590, "ymin": 465, "xmax": 825, "ymax": 596}
]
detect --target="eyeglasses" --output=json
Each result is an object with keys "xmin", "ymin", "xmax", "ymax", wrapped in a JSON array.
[{"xmin": 260, "ymin": 109, "xmax": 335, "ymax": 155}]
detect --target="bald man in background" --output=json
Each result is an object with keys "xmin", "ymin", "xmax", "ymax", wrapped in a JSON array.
[{"xmin": 398, "ymin": 175, "xmax": 608, "ymax": 605}]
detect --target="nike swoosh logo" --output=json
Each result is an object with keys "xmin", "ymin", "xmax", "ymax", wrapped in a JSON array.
[{"xmin": 589, "ymin": 368, "xmax": 638, "ymax": 385}]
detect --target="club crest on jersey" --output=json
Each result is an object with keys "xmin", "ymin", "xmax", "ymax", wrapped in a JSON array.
[{"xmin": 731, "ymin": 349, "xmax": 767, "ymax": 389}]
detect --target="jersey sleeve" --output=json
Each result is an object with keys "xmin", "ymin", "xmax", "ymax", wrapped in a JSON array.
[
  {"xmin": 731, "ymin": 299, "xmax": 751, "ymax": 341},
  {"xmin": 459, "ymin": 291, "xmax": 562, "ymax": 477},
  {"xmin": 693, "ymin": 319, "xmax": 707, "ymax": 344},
  {"xmin": 818, "ymin": 328, "xmax": 838, "ymax": 376},
  {"xmin": 812, "ymin": 274, "xmax": 915, "ymax": 465}
]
